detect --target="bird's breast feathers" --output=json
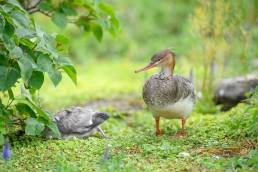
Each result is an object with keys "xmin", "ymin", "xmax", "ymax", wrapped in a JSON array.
[{"xmin": 150, "ymin": 96, "xmax": 194, "ymax": 119}]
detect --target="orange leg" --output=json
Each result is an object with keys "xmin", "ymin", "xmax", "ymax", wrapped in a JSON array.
[
  {"xmin": 177, "ymin": 117, "xmax": 187, "ymax": 136},
  {"xmin": 181, "ymin": 117, "xmax": 186, "ymax": 131},
  {"xmin": 155, "ymin": 116, "xmax": 163, "ymax": 136}
]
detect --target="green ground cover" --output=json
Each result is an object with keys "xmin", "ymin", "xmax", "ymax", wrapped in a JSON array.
[{"xmin": 0, "ymin": 61, "xmax": 257, "ymax": 172}]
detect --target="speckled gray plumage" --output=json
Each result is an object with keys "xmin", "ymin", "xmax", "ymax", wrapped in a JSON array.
[
  {"xmin": 143, "ymin": 74, "xmax": 196, "ymax": 108},
  {"xmin": 46, "ymin": 107, "xmax": 108, "ymax": 139},
  {"xmin": 54, "ymin": 107, "xmax": 94, "ymax": 135}
]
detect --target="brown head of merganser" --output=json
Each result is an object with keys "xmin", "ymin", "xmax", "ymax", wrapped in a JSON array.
[{"xmin": 135, "ymin": 49, "xmax": 196, "ymax": 136}]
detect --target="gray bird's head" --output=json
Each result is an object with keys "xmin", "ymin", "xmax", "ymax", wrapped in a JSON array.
[{"xmin": 92, "ymin": 112, "xmax": 110, "ymax": 125}]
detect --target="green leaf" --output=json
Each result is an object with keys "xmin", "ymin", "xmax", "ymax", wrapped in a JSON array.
[
  {"xmin": 0, "ymin": 134, "xmax": 4, "ymax": 145},
  {"xmin": 38, "ymin": 1, "xmax": 53, "ymax": 12},
  {"xmin": 18, "ymin": 56, "xmax": 33, "ymax": 82},
  {"xmin": 8, "ymin": 88, "xmax": 14, "ymax": 100},
  {"xmin": 0, "ymin": 14, "xmax": 5, "ymax": 30},
  {"xmin": 56, "ymin": 34, "xmax": 69, "ymax": 51},
  {"xmin": 10, "ymin": 7, "xmax": 30, "ymax": 28},
  {"xmin": 3, "ymin": 20, "xmax": 14, "ymax": 36},
  {"xmin": 20, "ymin": 84, "xmax": 32, "ymax": 101},
  {"xmin": 37, "ymin": 53, "xmax": 52, "ymax": 72},
  {"xmin": 28, "ymin": 71, "xmax": 44, "ymax": 89},
  {"xmin": 9, "ymin": 46, "xmax": 23, "ymax": 59},
  {"xmin": 16, "ymin": 103, "xmax": 36, "ymax": 118},
  {"xmin": 49, "ymin": 69, "xmax": 62, "ymax": 86},
  {"xmin": 60, "ymin": 3, "xmax": 77, "ymax": 16},
  {"xmin": 47, "ymin": 122, "xmax": 61, "ymax": 138},
  {"xmin": 51, "ymin": 12, "xmax": 67, "ymax": 28},
  {"xmin": 2, "ymin": 21, "xmax": 15, "ymax": 49},
  {"xmin": 92, "ymin": 24, "xmax": 103, "ymax": 42},
  {"xmin": 25, "ymin": 118, "xmax": 45, "ymax": 136},
  {"xmin": 0, "ymin": 66, "xmax": 19, "ymax": 91},
  {"xmin": 37, "ymin": 53, "xmax": 62, "ymax": 86},
  {"xmin": 63, "ymin": 65, "xmax": 77, "ymax": 84},
  {"xmin": 98, "ymin": 2, "xmax": 115, "ymax": 17}
]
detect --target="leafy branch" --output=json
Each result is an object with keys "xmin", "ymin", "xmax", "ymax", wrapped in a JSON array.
[{"xmin": 0, "ymin": 0, "xmax": 119, "ymax": 144}]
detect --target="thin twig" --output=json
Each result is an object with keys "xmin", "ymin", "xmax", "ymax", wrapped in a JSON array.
[{"xmin": 26, "ymin": 0, "xmax": 42, "ymax": 11}]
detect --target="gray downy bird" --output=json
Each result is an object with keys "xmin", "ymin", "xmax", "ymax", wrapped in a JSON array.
[{"xmin": 46, "ymin": 107, "xmax": 109, "ymax": 139}]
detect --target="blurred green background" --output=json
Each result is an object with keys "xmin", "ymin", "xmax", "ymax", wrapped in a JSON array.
[{"xmin": 33, "ymin": 0, "xmax": 257, "ymax": 112}]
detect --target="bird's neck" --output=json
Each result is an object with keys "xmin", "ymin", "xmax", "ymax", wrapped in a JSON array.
[
  {"xmin": 160, "ymin": 67, "xmax": 172, "ymax": 77},
  {"xmin": 159, "ymin": 58, "xmax": 175, "ymax": 78}
]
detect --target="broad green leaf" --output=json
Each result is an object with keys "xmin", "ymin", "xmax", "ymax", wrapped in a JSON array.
[
  {"xmin": 18, "ymin": 57, "xmax": 33, "ymax": 82},
  {"xmin": 0, "ymin": 134, "xmax": 4, "ymax": 145},
  {"xmin": 51, "ymin": 12, "xmax": 67, "ymax": 28},
  {"xmin": 0, "ymin": 53, "xmax": 9, "ymax": 66},
  {"xmin": 38, "ymin": 1, "xmax": 53, "ymax": 12},
  {"xmin": 76, "ymin": 16, "xmax": 91, "ymax": 32},
  {"xmin": 56, "ymin": 34, "xmax": 69, "ymax": 51},
  {"xmin": 20, "ymin": 84, "xmax": 32, "ymax": 101},
  {"xmin": 28, "ymin": 71, "xmax": 44, "ymax": 89},
  {"xmin": 62, "ymin": 65, "xmax": 77, "ymax": 84},
  {"xmin": 10, "ymin": 7, "xmax": 29, "ymax": 28},
  {"xmin": 37, "ymin": 53, "xmax": 52, "ymax": 72},
  {"xmin": 37, "ymin": 53, "xmax": 62, "ymax": 86},
  {"xmin": 25, "ymin": 118, "xmax": 45, "ymax": 136},
  {"xmin": 92, "ymin": 24, "xmax": 103, "ymax": 42},
  {"xmin": 16, "ymin": 27, "xmax": 35, "ymax": 38},
  {"xmin": 3, "ymin": 20, "xmax": 14, "ymax": 36},
  {"xmin": 9, "ymin": 46, "xmax": 23, "ymax": 59},
  {"xmin": 15, "ymin": 98, "xmax": 51, "ymax": 122},
  {"xmin": 0, "ymin": 66, "xmax": 19, "ymax": 91},
  {"xmin": 8, "ymin": 88, "xmax": 14, "ymax": 100},
  {"xmin": 0, "ymin": 14, "xmax": 5, "ymax": 30},
  {"xmin": 2, "ymin": 21, "xmax": 15, "ymax": 49},
  {"xmin": 47, "ymin": 122, "xmax": 61, "ymax": 138},
  {"xmin": 60, "ymin": 3, "xmax": 77, "ymax": 16},
  {"xmin": 15, "ymin": 103, "xmax": 36, "ymax": 118},
  {"xmin": 19, "ymin": 38, "xmax": 35, "ymax": 49},
  {"xmin": 49, "ymin": 69, "xmax": 62, "ymax": 86},
  {"xmin": 98, "ymin": 2, "xmax": 115, "ymax": 17}
]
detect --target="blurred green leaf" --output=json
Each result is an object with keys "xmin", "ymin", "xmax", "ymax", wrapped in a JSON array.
[
  {"xmin": 16, "ymin": 103, "xmax": 36, "ymax": 118},
  {"xmin": 37, "ymin": 53, "xmax": 52, "ymax": 72},
  {"xmin": 9, "ymin": 46, "xmax": 23, "ymax": 59},
  {"xmin": 38, "ymin": 1, "xmax": 53, "ymax": 12},
  {"xmin": 10, "ymin": 7, "xmax": 29, "ymax": 28},
  {"xmin": 51, "ymin": 12, "xmax": 67, "ymax": 28},
  {"xmin": 0, "ymin": 66, "xmax": 19, "ymax": 91},
  {"xmin": 0, "ymin": 134, "xmax": 4, "ymax": 145},
  {"xmin": 28, "ymin": 71, "xmax": 44, "ymax": 89},
  {"xmin": 8, "ymin": 88, "xmax": 14, "ymax": 100},
  {"xmin": 63, "ymin": 65, "xmax": 77, "ymax": 84},
  {"xmin": 60, "ymin": 3, "xmax": 77, "ymax": 16},
  {"xmin": 92, "ymin": 24, "xmax": 103, "ymax": 42},
  {"xmin": 18, "ymin": 56, "xmax": 33, "ymax": 82},
  {"xmin": 47, "ymin": 122, "xmax": 61, "ymax": 138},
  {"xmin": 25, "ymin": 118, "xmax": 45, "ymax": 136},
  {"xmin": 49, "ymin": 69, "xmax": 62, "ymax": 86},
  {"xmin": 98, "ymin": 2, "xmax": 115, "ymax": 17},
  {"xmin": 56, "ymin": 34, "xmax": 69, "ymax": 51}
]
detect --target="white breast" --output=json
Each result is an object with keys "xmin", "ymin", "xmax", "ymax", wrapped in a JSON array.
[{"xmin": 150, "ymin": 96, "xmax": 194, "ymax": 119}]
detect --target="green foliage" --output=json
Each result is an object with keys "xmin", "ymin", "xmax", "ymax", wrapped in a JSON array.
[{"xmin": 0, "ymin": 0, "xmax": 119, "ymax": 143}]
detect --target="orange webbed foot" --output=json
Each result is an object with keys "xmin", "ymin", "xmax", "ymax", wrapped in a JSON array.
[
  {"xmin": 176, "ymin": 130, "xmax": 187, "ymax": 138},
  {"xmin": 155, "ymin": 130, "xmax": 164, "ymax": 136}
]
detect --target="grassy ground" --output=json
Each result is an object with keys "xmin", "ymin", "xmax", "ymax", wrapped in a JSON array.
[{"xmin": 0, "ymin": 60, "xmax": 257, "ymax": 171}]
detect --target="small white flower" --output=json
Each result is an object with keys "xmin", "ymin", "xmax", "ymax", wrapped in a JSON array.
[{"xmin": 178, "ymin": 152, "xmax": 190, "ymax": 157}]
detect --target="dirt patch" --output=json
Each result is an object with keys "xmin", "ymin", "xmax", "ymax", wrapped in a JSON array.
[
  {"xmin": 85, "ymin": 97, "xmax": 144, "ymax": 113},
  {"xmin": 192, "ymin": 140, "xmax": 256, "ymax": 157},
  {"xmin": 113, "ymin": 146, "xmax": 143, "ymax": 154}
]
